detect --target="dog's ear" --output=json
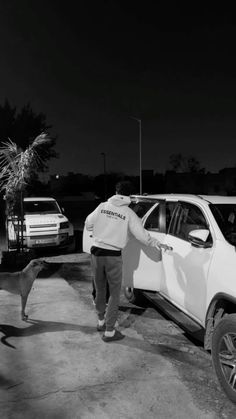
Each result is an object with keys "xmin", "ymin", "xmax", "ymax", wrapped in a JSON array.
[
  {"xmin": 42, "ymin": 260, "xmax": 50, "ymax": 266},
  {"xmin": 41, "ymin": 260, "xmax": 50, "ymax": 269},
  {"xmin": 30, "ymin": 259, "xmax": 38, "ymax": 265},
  {"xmin": 31, "ymin": 259, "xmax": 45, "ymax": 267}
]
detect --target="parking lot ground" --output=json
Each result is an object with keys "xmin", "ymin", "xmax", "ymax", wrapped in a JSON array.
[{"xmin": 1, "ymin": 252, "xmax": 236, "ymax": 418}]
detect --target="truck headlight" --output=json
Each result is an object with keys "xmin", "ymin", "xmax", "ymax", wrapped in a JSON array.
[{"xmin": 60, "ymin": 221, "xmax": 69, "ymax": 229}]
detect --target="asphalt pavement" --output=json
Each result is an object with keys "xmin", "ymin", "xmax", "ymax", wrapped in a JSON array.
[{"xmin": 1, "ymin": 251, "xmax": 236, "ymax": 419}]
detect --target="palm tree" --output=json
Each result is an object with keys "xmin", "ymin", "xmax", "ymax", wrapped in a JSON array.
[{"xmin": 0, "ymin": 133, "xmax": 51, "ymax": 252}]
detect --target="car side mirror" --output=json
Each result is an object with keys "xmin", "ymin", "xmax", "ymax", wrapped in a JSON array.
[{"xmin": 188, "ymin": 229, "xmax": 212, "ymax": 248}]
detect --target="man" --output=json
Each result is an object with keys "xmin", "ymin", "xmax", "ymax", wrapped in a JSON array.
[
  {"xmin": 85, "ymin": 181, "xmax": 170, "ymax": 342},
  {"xmin": 92, "ymin": 278, "xmax": 109, "ymax": 305}
]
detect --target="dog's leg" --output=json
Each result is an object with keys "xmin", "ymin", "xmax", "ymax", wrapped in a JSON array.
[
  {"xmin": 19, "ymin": 260, "xmax": 45, "ymax": 321},
  {"xmin": 21, "ymin": 292, "xmax": 30, "ymax": 321}
]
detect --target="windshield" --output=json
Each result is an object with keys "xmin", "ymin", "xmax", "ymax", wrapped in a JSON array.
[
  {"xmin": 210, "ymin": 203, "xmax": 236, "ymax": 245},
  {"xmin": 24, "ymin": 201, "xmax": 61, "ymax": 215}
]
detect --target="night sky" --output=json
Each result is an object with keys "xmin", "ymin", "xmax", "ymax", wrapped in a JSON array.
[{"xmin": 1, "ymin": 1, "xmax": 236, "ymax": 176}]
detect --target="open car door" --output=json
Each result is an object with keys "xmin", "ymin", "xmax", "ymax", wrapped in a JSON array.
[{"xmin": 123, "ymin": 198, "xmax": 166, "ymax": 291}]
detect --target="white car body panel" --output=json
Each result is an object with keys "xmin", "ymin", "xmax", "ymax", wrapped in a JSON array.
[
  {"xmin": 206, "ymin": 240, "xmax": 236, "ymax": 310},
  {"xmin": 161, "ymin": 234, "xmax": 214, "ymax": 325},
  {"xmin": 82, "ymin": 227, "xmax": 93, "ymax": 253},
  {"xmin": 122, "ymin": 232, "xmax": 165, "ymax": 290}
]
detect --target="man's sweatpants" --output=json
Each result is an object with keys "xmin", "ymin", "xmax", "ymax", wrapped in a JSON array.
[{"xmin": 91, "ymin": 254, "xmax": 122, "ymax": 331}]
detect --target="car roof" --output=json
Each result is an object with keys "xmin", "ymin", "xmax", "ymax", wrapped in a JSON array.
[
  {"xmin": 24, "ymin": 197, "xmax": 56, "ymax": 202},
  {"xmin": 131, "ymin": 193, "xmax": 236, "ymax": 205}
]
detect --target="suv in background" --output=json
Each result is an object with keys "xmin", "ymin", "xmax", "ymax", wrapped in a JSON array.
[
  {"xmin": 83, "ymin": 193, "xmax": 236, "ymax": 403},
  {"xmin": 8, "ymin": 197, "xmax": 75, "ymax": 252}
]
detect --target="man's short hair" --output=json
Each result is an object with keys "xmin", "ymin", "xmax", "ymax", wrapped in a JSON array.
[{"xmin": 116, "ymin": 181, "xmax": 135, "ymax": 196}]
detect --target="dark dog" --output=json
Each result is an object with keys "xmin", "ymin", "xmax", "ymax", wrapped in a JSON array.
[{"xmin": 0, "ymin": 259, "xmax": 48, "ymax": 320}]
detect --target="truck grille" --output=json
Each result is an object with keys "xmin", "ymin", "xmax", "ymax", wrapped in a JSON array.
[
  {"xmin": 30, "ymin": 224, "xmax": 57, "ymax": 228},
  {"xmin": 30, "ymin": 235, "xmax": 58, "ymax": 240}
]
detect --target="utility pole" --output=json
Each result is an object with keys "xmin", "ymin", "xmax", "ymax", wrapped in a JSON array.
[
  {"xmin": 130, "ymin": 117, "xmax": 142, "ymax": 194},
  {"xmin": 101, "ymin": 152, "xmax": 107, "ymax": 200}
]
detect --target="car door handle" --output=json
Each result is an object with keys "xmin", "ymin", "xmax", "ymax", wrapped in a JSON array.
[
  {"xmin": 161, "ymin": 244, "xmax": 173, "ymax": 252},
  {"xmin": 156, "ymin": 244, "xmax": 173, "ymax": 251}
]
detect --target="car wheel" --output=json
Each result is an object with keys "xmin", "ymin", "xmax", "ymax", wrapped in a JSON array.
[
  {"xmin": 212, "ymin": 313, "xmax": 236, "ymax": 403},
  {"xmin": 123, "ymin": 287, "xmax": 144, "ymax": 306}
]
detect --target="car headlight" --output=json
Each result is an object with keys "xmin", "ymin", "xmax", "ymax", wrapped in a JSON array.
[{"xmin": 60, "ymin": 221, "xmax": 69, "ymax": 229}]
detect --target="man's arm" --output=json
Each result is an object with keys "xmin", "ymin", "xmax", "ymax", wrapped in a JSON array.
[
  {"xmin": 128, "ymin": 209, "xmax": 172, "ymax": 251},
  {"xmin": 128, "ymin": 209, "xmax": 160, "ymax": 247}
]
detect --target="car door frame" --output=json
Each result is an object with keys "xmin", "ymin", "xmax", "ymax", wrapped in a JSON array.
[
  {"xmin": 123, "ymin": 197, "xmax": 168, "ymax": 291},
  {"xmin": 160, "ymin": 199, "xmax": 215, "ymax": 324}
]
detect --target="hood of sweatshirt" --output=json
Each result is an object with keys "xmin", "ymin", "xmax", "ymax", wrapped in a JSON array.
[{"xmin": 107, "ymin": 194, "xmax": 131, "ymax": 207}]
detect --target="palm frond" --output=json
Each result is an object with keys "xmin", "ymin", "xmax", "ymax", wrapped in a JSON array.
[
  {"xmin": 0, "ymin": 139, "xmax": 18, "ymax": 157},
  {"xmin": 0, "ymin": 133, "xmax": 51, "ymax": 206},
  {"xmin": 29, "ymin": 133, "xmax": 52, "ymax": 149}
]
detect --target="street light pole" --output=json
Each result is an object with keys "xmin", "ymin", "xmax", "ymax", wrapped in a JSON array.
[
  {"xmin": 101, "ymin": 152, "xmax": 107, "ymax": 200},
  {"xmin": 131, "ymin": 117, "xmax": 142, "ymax": 194}
]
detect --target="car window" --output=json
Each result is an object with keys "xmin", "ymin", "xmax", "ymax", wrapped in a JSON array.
[
  {"xmin": 210, "ymin": 203, "xmax": 236, "ymax": 246},
  {"xmin": 24, "ymin": 201, "xmax": 60, "ymax": 214},
  {"xmin": 170, "ymin": 202, "xmax": 211, "ymax": 242},
  {"xmin": 166, "ymin": 201, "xmax": 179, "ymax": 232},
  {"xmin": 144, "ymin": 204, "xmax": 160, "ymax": 231},
  {"xmin": 129, "ymin": 201, "xmax": 155, "ymax": 218}
]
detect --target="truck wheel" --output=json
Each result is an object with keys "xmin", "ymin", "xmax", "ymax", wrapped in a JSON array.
[
  {"xmin": 123, "ymin": 287, "xmax": 145, "ymax": 306},
  {"xmin": 212, "ymin": 313, "xmax": 236, "ymax": 403}
]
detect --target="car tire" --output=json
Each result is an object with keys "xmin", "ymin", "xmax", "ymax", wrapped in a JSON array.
[
  {"xmin": 212, "ymin": 313, "xmax": 236, "ymax": 403},
  {"xmin": 123, "ymin": 287, "xmax": 145, "ymax": 306}
]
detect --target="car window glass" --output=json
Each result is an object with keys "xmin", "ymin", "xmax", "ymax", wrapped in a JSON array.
[
  {"xmin": 173, "ymin": 202, "xmax": 211, "ymax": 242},
  {"xmin": 210, "ymin": 203, "xmax": 236, "ymax": 246},
  {"xmin": 144, "ymin": 204, "xmax": 160, "ymax": 231},
  {"xmin": 23, "ymin": 201, "xmax": 60, "ymax": 214},
  {"xmin": 166, "ymin": 201, "xmax": 178, "ymax": 232},
  {"xmin": 129, "ymin": 201, "xmax": 155, "ymax": 218}
]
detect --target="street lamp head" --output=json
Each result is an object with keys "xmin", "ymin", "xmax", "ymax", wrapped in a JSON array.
[{"xmin": 130, "ymin": 116, "xmax": 141, "ymax": 124}]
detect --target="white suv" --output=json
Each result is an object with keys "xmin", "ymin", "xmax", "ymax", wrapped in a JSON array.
[
  {"xmin": 8, "ymin": 197, "xmax": 74, "ymax": 251},
  {"xmin": 83, "ymin": 193, "xmax": 236, "ymax": 403}
]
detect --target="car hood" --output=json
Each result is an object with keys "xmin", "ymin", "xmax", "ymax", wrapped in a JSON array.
[{"xmin": 25, "ymin": 214, "xmax": 67, "ymax": 224}]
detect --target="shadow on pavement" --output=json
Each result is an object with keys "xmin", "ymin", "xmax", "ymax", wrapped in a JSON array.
[
  {"xmin": 0, "ymin": 374, "xmax": 20, "ymax": 389},
  {"xmin": 0, "ymin": 319, "xmax": 96, "ymax": 349}
]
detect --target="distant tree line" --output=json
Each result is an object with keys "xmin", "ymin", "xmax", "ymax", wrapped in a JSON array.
[
  {"xmin": 47, "ymin": 153, "xmax": 206, "ymax": 199},
  {"xmin": 2, "ymin": 99, "xmax": 234, "ymax": 201}
]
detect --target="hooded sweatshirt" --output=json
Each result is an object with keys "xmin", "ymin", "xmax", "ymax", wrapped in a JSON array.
[{"xmin": 85, "ymin": 194, "xmax": 158, "ymax": 251}]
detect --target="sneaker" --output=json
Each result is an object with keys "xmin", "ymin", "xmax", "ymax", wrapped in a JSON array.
[
  {"xmin": 97, "ymin": 323, "xmax": 106, "ymax": 332},
  {"xmin": 102, "ymin": 330, "xmax": 125, "ymax": 342}
]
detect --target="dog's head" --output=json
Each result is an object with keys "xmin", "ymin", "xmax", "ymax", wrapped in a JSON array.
[{"xmin": 29, "ymin": 259, "xmax": 50, "ymax": 272}]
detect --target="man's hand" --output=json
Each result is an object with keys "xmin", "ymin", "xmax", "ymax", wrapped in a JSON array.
[
  {"xmin": 149, "ymin": 237, "xmax": 161, "ymax": 248},
  {"xmin": 149, "ymin": 237, "xmax": 173, "ymax": 251},
  {"xmin": 160, "ymin": 243, "xmax": 173, "ymax": 252}
]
